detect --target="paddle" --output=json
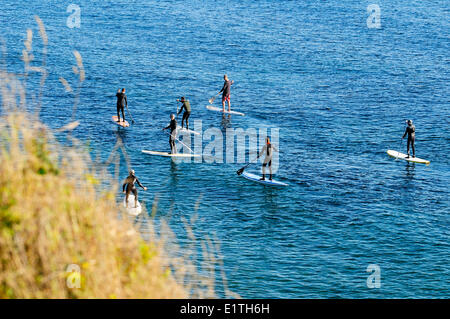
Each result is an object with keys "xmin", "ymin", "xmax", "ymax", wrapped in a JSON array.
[
  {"xmin": 208, "ymin": 92, "xmax": 221, "ymax": 104},
  {"xmin": 125, "ymin": 104, "xmax": 135, "ymax": 124},
  {"xmin": 398, "ymin": 120, "xmax": 407, "ymax": 159},
  {"xmin": 236, "ymin": 156, "xmax": 259, "ymax": 175},
  {"xmin": 163, "ymin": 129, "xmax": 194, "ymax": 154},
  {"xmin": 396, "ymin": 139, "xmax": 403, "ymax": 160},
  {"xmin": 237, "ymin": 144, "xmax": 281, "ymax": 175},
  {"xmin": 176, "ymin": 99, "xmax": 181, "ymax": 118}
]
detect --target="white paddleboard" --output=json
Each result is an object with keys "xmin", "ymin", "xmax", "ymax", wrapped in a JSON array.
[
  {"xmin": 112, "ymin": 116, "xmax": 130, "ymax": 127},
  {"xmin": 123, "ymin": 194, "xmax": 142, "ymax": 216},
  {"xmin": 241, "ymin": 171, "xmax": 288, "ymax": 187},
  {"xmin": 387, "ymin": 150, "xmax": 430, "ymax": 165},
  {"xmin": 175, "ymin": 127, "xmax": 200, "ymax": 136},
  {"xmin": 142, "ymin": 150, "xmax": 201, "ymax": 158},
  {"xmin": 206, "ymin": 105, "xmax": 245, "ymax": 116}
]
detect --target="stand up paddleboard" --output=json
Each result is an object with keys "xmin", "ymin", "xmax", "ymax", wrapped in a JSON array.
[
  {"xmin": 175, "ymin": 127, "xmax": 200, "ymax": 136},
  {"xmin": 206, "ymin": 105, "xmax": 245, "ymax": 116},
  {"xmin": 112, "ymin": 116, "xmax": 130, "ymax": 127},
  {"xmin": 387, "ymin": 150, "xmax": 430, "ymax": 165},
  {"xmin": 123, "ymin": 194, "xmax": 142, "ymax": 216},
  {"xmin": 142, "ymin": 150, "xmax": 201, "ymax": 158},
  {"xmin": 241, "ymin": 171, "xmax": 288, "ymax": 187}
]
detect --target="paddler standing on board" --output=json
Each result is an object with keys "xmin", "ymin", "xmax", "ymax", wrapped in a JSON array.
[
  {"xmin": 219, "ymin": 74, "xmax": 234, "ymax": 113},
  {"xmin": 257, "ymin": 137, "xmax": 278, "ymax": 181},
  {"xmin": 402, "ymin": 120, "xmax": 416, "ymax": 158},
  {"xmin": 163, "ymin": 114, "xmax": 177, "ymax": 154},
  {"xmin": 177, "ymin": 96, "xmax": 191, "ymax": 130},
  {"xmin": 116, "ymin": 88, "xmax": 128, "ymax": 123},
  {"xmin": 123, "ymin": 170, "xmax": 147, "ymax": 208}
]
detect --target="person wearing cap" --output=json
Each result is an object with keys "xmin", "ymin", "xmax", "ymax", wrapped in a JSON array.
[
  {"xmin": 218, "ymin": 74, "xmax": 234, "ymax": 113},
  {"xmin": 177, "ymin": 96, "xmax": 191, "ymax": 130},
  {"xmin": 163, "ymin": 114, "xmax": 177, "ymax": 154},
  {"xmin": 122, "ymin": 170, "xmax": 147, "ymax": 208},
  {"xmin": 402, "ymin": 120, "xmax": 416, "ymax": 158}
]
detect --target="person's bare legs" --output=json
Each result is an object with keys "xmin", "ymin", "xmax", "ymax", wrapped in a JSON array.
[
  {"xmin": 125, "ymin": 192, "xmax": 129, "ymax": 208},
  {"xmin": 222, "ymin": 99, "xmax": 225, "ymax": 113},
  {"xmin": 227, "ymin": 99, "xmax": 231, "ymax": 112}
]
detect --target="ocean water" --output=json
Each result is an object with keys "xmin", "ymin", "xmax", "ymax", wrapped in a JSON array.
[{"xmin": 1, "ymin": 0, "xmax": 449, "ymax": 298}]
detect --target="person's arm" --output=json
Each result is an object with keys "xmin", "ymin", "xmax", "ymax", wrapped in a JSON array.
[
  {"xmin": 258, "ymin": 145, "xmax": 266, "ymax": 158},
  {"xmin": 219, "ymin": 82, "xmax": 226, "ymax": 94},
  {"xmin": 177, "ymin": 104, "xmax": 185, "ymax": 116},
  {"xmin": 122, "ymin": 181, "xmax": 127, "ymax": 192},
  {"xmin": 163, "ymin": 123, "xmax": 170, "ymax": 130},
  {"xmin": 402, "ymin": 128, "xmax": 407, "ymax": 139},
  {"xmin": 135, "ymin": 178, "xmax": 145, "ymax": 190}
]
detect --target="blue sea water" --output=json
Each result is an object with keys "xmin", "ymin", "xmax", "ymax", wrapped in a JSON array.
[{"xmin": 1, "ymin": 0, "xmax": 449, "ymax": 298}]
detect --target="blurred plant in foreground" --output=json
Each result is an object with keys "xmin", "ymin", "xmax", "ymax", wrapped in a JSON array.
[{"xmin": 0, "ymin": 16, "xmax": 234, "ymax": 299}]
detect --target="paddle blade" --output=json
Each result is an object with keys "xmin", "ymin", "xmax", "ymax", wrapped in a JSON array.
[
  {"xmin": 236, "ymin": 167, "xmax": 245, "ymax": 175},
  {"xmin": 208, "ymin": 96, "xmax": 215, "ymax": 104}
]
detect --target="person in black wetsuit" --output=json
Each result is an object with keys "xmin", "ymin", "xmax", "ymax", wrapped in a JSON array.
[
  {"xmin": 163, "ymin": 114, "xmax": 177, "ymax": 154},
  {"xmin": 116, "ymin": 88, "xmax": 127, "ymax": 122},
  {"xmin": 177, "ymin": 96, "xmax": 191, "ymax": 130},
  {"xmin": 402, "ymin": 119, "xmax": 416, "ymax": 158},
  {"xmin": 257, "ymin": 137, "xmax": 278, "ymax": 181},
  {"xmin": 219, "ymin": 74, "xmax": 234, "ymax": 113},
  {"xmin": 122, "ymin": 169, "xmax": 147, "ymax": 208},
  {"xmin": 115, "ymin": 89, "xmax": 124, "ymax": 122}
]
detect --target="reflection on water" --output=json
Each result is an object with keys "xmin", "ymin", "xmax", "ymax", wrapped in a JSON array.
[
  {"xmin": 405, "ymin": 162, "xmax": 416, "ymax": 179},
  {"xmin": 169, "ymin": 159, "xmax": 179, "ymax": 181},
  {"xmin": 115, "ymin": 127, "xmax": 127, "ymax": 143},
  {"xmin": 221, "ymin": 114, "xmax": 232, "ymax": 130},
  {"xmin": 261, "ymin": 186, "xmax": 280, "ymax": 216}
]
